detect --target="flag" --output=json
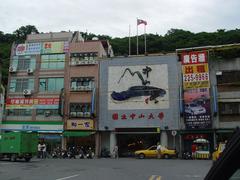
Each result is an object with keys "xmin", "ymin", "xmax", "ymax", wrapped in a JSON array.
[{"xmin": 137, "ymin": 19, "xmax": 147, "ymax": 25}]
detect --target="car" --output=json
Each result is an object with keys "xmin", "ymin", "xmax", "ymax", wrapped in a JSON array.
[
  {"xmin": 212, "ymin": 142, "xmax": 226, "ymax": 161},
  {"xmin": 134, "ymin": 145, "xmax": 178, "ymax": 159},
  {"xmin": 184, "ymin": 102, "xmax": 206, "ymax": 115},
  {"xmin": 205, "ymin": 128, "xmax": 240, "ymax": 180}
]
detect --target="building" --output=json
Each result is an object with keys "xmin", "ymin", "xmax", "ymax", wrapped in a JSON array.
[
  {"xmin": 98, "ymin": 55, "xmax": 181, "ymax": 156},
  {"xmin": 177, "ymin": 43, "xmax": 240, "ymax": 154},
  {"xmin": 2, "ymin": 31, "xmax": 113, "ymax": 153},
  {"xmin": 62, "ymin": 38, "xmax": 113, "ymax": 155}
]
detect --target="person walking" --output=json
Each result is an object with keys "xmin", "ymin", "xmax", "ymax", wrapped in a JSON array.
[
  {"xmin": 157, "ymin": 143, "xmax": 162, "ymax": 159},
  {"xmin": 113, "ymin": 145, "xmax": 119, "ymax": 159}
]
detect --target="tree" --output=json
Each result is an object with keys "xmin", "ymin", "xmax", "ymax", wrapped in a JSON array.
[{"xmin": 13, "ymin": 25, "xmax": 39, "ymax": 42}]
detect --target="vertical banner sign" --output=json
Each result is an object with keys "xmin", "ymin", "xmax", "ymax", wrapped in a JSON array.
[{"xmin": 181, "ymin": 51, "xmax": 212, "ymax": 129}]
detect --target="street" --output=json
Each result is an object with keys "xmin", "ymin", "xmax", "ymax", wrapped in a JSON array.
[{"xmin": 0, "ymin": 158, "xmax": 212, "ymax": 180}]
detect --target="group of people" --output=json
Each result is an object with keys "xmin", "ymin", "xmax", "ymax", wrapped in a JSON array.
[{"xmin": 37, "ymin": 142, "xmax": 47, "ymax": 159}]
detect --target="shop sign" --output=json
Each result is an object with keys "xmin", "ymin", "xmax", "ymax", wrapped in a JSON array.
[
  {"xmin": 41, "ymin": 42, "xmax": 69, "ymax": 54},
  {"xmin": 183, "ymin": 88, "xmax": 211, "ymax": 129},
  {"xmin": 1, "ymin": 124, "xmax": 63, "ymax": 132},
  {"xmin": 183, "ymin": 134, "xmax": 208, "ymax": 140},
  {"xmin": 16, "ymin": 43, "xmax": 41, "ymax": 55},
  {"xmin": 67, "ymin": 120, "xmax": 94, "ymax": 130},
  {"xmin": 6, "ymin": 98, "xmax": 59, "ymax": 109},
  {"xmin": 111, "ymin": 112, "xmax": 164, "ymax": 121},
  {"xmin": 181, "ymin": 51, "xmax": 207, "ymax": 65}
]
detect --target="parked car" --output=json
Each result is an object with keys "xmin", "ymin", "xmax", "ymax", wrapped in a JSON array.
[
  {"xmin": 134, "ymin": 145, "xmax": 178, "ymax": 159},
  {"xmin": 212, "ymin": 142, "xmax": 226, "ymax": 161},
  {"xmin": 184, "ymin": 102, "xmax": 206, "ymax": 115}
]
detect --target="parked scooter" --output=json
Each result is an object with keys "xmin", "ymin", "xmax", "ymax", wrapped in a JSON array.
[
  {"xmin": 182, "ymin": 151, "xmax": 192, "ymax": 160},
  {"xmin": 86, "ymin": 147, "xmax": 94, "ymax": 159}
]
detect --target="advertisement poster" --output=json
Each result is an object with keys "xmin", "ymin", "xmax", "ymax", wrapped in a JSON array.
[
  {"xmin": 16, "ymin": 43, "xmax": 41, "ymax": 55},
  {"xmin": 6, "ymin": 98, "xmax": 59, "ymax": 109},
  {"xmin": 108, "ymin": 65, "xmax": 169, "ymax": 110},
  {"xmin": 183, "ymin": 88, "xmax": 211, "ymax": 129}
]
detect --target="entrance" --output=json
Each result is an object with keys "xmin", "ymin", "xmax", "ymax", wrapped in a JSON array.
[{"xmin": 117, "ymin": 133, "xmax": 159, "ymax": 157}]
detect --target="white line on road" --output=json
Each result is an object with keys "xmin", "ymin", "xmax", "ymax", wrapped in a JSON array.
[{"xmin": 55, "ymin": 174, "xmax": 80, "ymax": 180}]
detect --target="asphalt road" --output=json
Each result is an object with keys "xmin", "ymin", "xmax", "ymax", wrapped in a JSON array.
[{"xmin": 0, "ymin": 158, "xmax": 212, "ymax": 180}]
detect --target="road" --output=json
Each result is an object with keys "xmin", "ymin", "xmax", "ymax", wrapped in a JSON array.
[{"xmin": 0, "ymin": 158, "xmax": 212, "ymax": 180}]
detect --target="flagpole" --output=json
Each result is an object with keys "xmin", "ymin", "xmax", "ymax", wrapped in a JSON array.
[
  {"xmin": 136, "ymin": 18, "xmax": 139, "ymax": 55},
  {"xmin": 144, "ymin": 24, "xmax": 146, "ymax": 54},
  {"xmin": 129, "ymin": 24, "xmax": 131, "ymax": 56}
]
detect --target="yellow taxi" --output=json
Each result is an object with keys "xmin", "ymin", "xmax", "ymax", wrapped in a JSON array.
[
  {"xmin": 134, "ymin": 145, "xmax": 178, "ymax": 159},
  {"xmin": 212, "ymin": 143, "xmax": 226, "ymax": 161}
]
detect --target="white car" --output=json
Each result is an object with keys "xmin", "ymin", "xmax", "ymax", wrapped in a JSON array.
[{"xmin": 185, "ymin": 103, "xmax": 206, "ymax": 115}]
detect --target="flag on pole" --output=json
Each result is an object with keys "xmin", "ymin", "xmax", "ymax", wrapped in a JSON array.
[{"xmin": 137, "ymin": 19, "xmax": 147, "ymax": 26}]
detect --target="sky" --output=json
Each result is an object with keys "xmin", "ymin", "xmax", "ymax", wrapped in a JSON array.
[{"xmin": 0, "ymin": 0, "xmax": 240, "ymax": 38}]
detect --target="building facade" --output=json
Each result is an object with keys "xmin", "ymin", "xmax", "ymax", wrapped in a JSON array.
[
  {"xmin": 63, "ymin": 39, "xmax": 113, "ymax": 155},
  {"xmin": 99, "ymin": 55, "xmax": 181, "ymax": 156},
  {"xmin": 2, "ymin": 32, "xmax": 73, "ymax": 151}
]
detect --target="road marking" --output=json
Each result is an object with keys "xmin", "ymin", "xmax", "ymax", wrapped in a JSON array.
[
  {"xmin": 56, "ymin": 174, "xmax": 80, "ymax": 180},
  {"xmin": 149, "ymin": 175, "xmax": 161, "ymax": 180}
]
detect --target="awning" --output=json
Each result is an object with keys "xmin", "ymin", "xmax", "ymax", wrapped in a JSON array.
[{"xmin": 63, "ymin": 131, "xmax": 95, "ymax": 137}]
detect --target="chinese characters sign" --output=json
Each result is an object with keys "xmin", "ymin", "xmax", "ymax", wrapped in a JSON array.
[
  {"xmin": 111, "ymin": 112, "xmax": 164, "ymax": 121},
  {"xmin": 181, "ymin": 51, "xmax": 211, "ymax": 129},
  {"xmin": 15, "ymin": 42, "xmax": 69, "ymax": 55},
  {"xmin": 67, "ymin": 120, "xmax": 94, "ymax": 130},
  {"xmin": 6, "ymin": 98, "xmax": 59, "ymax": 109}
]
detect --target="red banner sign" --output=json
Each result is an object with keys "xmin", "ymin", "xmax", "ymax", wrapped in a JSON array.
[
  {"xmin": 181, "ymin": 51, "xmax": 207, "ymax": 65},
  {"xmin": 6, "ymin": 98, "xmax": 59, "ymax": 105}
]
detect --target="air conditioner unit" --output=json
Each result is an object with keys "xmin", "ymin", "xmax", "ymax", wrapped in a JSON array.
[
  {"xmin": 27, "ymin": 68, "xmax": 33, "ymax": 74},
  {"xmin": 23, "ymin": 89, "xmax": 32, "ymax": 96},
  {"xmin": 9, "ymin": 66, "xmax": 17, "ymax": 73}
]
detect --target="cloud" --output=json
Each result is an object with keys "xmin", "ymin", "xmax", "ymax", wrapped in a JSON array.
[{"xmin": 0, "ymin": 0, "xmax": 239, "ymax": 37}]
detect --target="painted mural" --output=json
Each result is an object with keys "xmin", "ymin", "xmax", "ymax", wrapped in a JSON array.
[{"xmin": 108, "ymin": 65, "xmax": 169, "ymax": 110}]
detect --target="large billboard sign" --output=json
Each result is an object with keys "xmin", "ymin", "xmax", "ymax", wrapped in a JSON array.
[
  {"xmin": 15, "ymin": 42, "xmax": 69, "ymax": 55},
  {"xmin": 181, "ymin": 51, "xmax": 212, "ymax": 129},
  {"xmin": 108, "ymin": 64, "xmax": 169, "ymax": 110},
  {"xmin": 6, "ymin": 98, "xmax": 59, "ymax": 109}
]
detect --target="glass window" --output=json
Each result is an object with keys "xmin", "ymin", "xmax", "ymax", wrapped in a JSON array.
[
  {"xmin": 40, "ymin": 54, "xmax": 65, "ymax": 69},
  {"xmin": 36, "ymin": 109, "xmax": 59, "ymax": 116},
  {"xmin": 9, "ymin": 78, "xmax": 34, "ymax": 93},
  {"xmin": 12, "ymin": 56, "xmax": 36, "ymax": 70},
  {"xmin": 69, "ymin": 103, "xmax": 91, "ymax": 118},
  {"xmin": 39, "ymin": 78, "xmax": 64, "ymax": 92},
  {"xmin": 7, "ymin": 109, "xmax": 32, "ymax": 116}
]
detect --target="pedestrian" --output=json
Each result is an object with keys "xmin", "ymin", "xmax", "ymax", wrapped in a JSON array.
[
  {"xmin": 37, "ymin": 142, "xmax": 42, "ymax": 158},
  {"xmin": 157, "ymin": 143, "xmax": 162, "ymax": 159},
  {"xmin": 113, "ymin": 145, "xmax": 119, "ymax": 159},
  {"xmin": 42, "ymin": 143, "xmax": 47, "ymax": 159}
]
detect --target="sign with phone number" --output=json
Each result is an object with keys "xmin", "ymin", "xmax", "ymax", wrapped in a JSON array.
[{"xmin": 183, "ymin": 73, "xmax": 209, "ymax": 82}]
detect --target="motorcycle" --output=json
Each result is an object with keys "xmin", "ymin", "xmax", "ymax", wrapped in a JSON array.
[{"xmin": 182, "ymin": 151, "xmax": 192, "ymax": 160}]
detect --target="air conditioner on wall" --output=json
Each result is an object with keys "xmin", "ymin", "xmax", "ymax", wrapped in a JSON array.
[
  {"xmin": 23, "ymin": 89, "xmax": 32, "ymax": 96},
  {"xmin": 27, "ymin": 68, "xmax": 33, "ymax": 74},
  {"xmin": 9, "ymin": 66, "xmax": 17, "ymax": 73}
]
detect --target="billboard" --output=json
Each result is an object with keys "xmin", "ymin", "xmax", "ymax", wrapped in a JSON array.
[
  {"xmin": 6, "ymin": 98, "xmax": 59, "ymax": 109},
  {"xmin": 183, "ymin": 88, "xmax": 211, "ymax": 129},
  {"xmin": 181, "ymin": 51, "xmax": 211, "ymax": 129},
  {"xmin": 108, "ymin": 64, "xmax": 169, "ymax": 110},
  {"xmin": 16, "ymin": 43, "xmax": 41, "ymax": 55}
]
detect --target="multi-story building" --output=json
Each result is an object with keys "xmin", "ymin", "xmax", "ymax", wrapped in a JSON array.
[
  {"xmin": 62, "ymin": 38, "xmax": 113, "ymax": 155},
  {"xmin": 2, "ymin": 32, "xmax": 73, "ymax": 151},
  {"xmin": 177, "ymin": 43, "xmax": 240, "ymax": 155},
  {"xmin": 98, "ymin": 55, "xmax": 181, "ymax": 156},
  {"xmin": 2, "ymin": 31, "xmax": 113, "ymax": 153}
]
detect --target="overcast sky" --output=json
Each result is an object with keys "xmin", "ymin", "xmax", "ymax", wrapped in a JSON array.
[{"xmin": 0, "ymin": 0, "xmax": 239, "ymax": 38}]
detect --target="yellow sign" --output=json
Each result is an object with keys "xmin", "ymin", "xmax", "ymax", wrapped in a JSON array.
[
  {"xmin": 183, "ymin": 81, "xmax": 210, "ymax": 89},
  {"xmin": 182, "ymin": 64, "xmax": 209, "ymax": 74},
  {"xmin": 67, "ymin": 120, "xmax": 94, "ymax": 130}
]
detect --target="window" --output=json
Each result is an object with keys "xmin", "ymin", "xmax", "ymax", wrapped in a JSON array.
[
  {"xmin": 11, "ymin": 56, "xmax": 36, "ymax": 70},
  {"xmin": 7, "ymin": 109, "xmax": 32, "ymax": 116},
  {"xmin": 217, "ymin": 71, "xmax": 240, "ymax": 85},
  {"xmin": 219, "ymin": 102, "xmax": 240, "ymax": 115},
  {"xmin": 41, "ymin": 54, "xmax": 65, "ymax": 69},
  {"xmin": 9, "ymin": 78, "xmax": 34, "ymax": 92},
  {"xmin": 70, "ymin": 77, "xmax": 94, "ymax": 90},
  {"xmin": 69, "ymin": 103, "xmax": 91, "ymax": 118},
  {"xmin": 36, "ymin": 109, "xmax": 59, "ymax": 116},
  {"xmin": 39, "ymin": 78, "xmax": 64, "ymax": 92},
  {"xmin": 70, "ymin": 52, "xmax": 97, "ymax": 65}
]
